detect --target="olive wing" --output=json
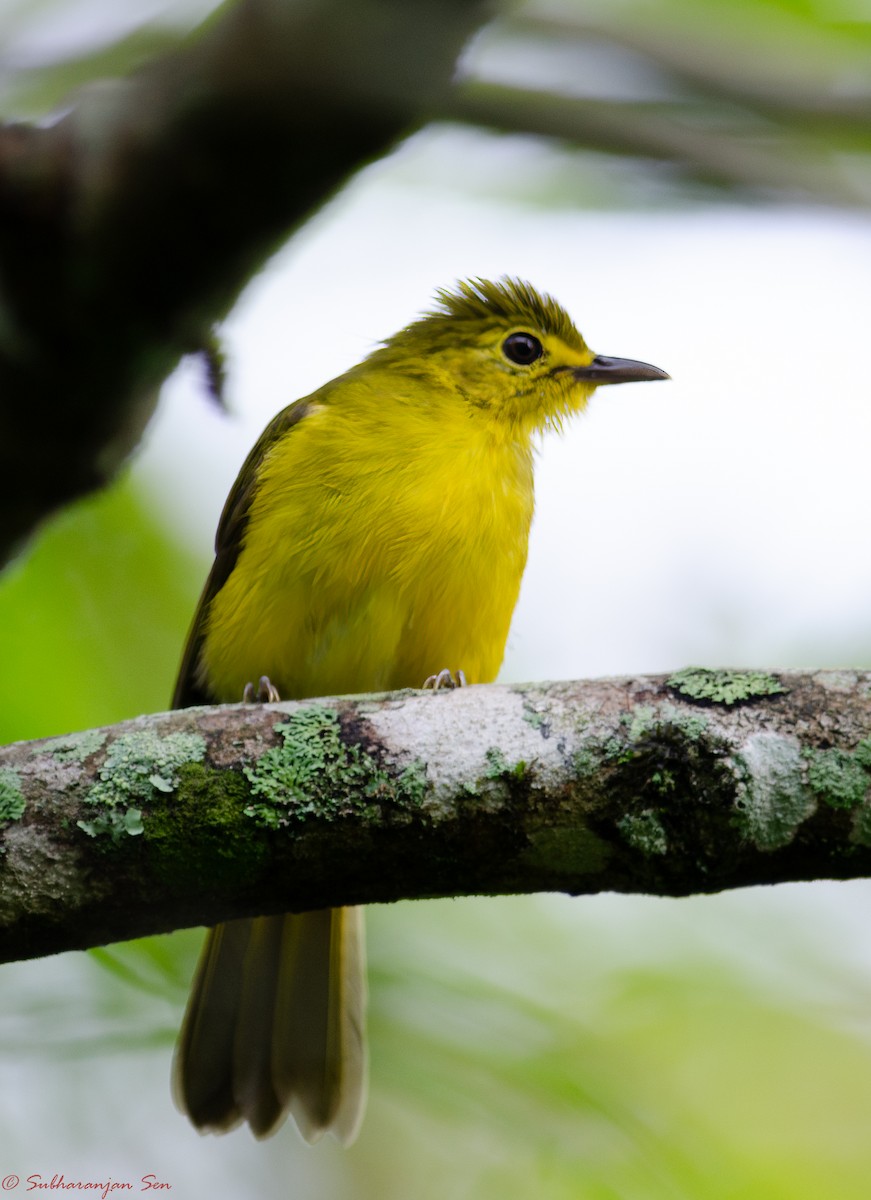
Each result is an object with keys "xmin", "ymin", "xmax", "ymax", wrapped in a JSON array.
[{"xmin": 171, "ymin": 398, "xmax": 313, "ymax": 709}]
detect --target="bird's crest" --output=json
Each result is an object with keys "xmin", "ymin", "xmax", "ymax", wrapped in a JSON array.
[
  {"xmin": 428, "ymin": 277, "xmax": 583, "ymax": 346},
  {"xmin": 382, "ymin": 277, "xmax": 585, "ymax": 354}
]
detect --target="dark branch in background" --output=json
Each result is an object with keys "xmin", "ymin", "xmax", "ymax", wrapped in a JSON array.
[
  {"xmin": 1, "ymin": 670, "xmax": 869, "ymax": 967},
  {"xmin": 447, "ymin": 13, "xmax": 871, "ymax": 206},
  {"xmin": 444, "ymin": 83, "xmax": 864, "ymax": 203},
  {"xmin": 0, "ymin": 0, "xmax": 492, "ymax": 563}
]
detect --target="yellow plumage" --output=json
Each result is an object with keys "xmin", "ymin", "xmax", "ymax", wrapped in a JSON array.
[{"xmin": 171, "ymin": 277, "xmax": 667, "ymax": 1143}]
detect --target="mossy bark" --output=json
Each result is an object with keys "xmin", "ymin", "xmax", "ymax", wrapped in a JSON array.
[{"xmin": 0, "ymin": 669, "xmax": 869, "ymax": 965}]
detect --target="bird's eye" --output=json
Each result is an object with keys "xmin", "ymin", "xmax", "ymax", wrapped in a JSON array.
[{"xmin": 502, "ymin": 332, "xmax": 543, "ymax": 365}]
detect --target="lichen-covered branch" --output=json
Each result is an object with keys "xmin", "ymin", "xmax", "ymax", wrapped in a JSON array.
[{"xmin": 0, "ymin": 669, "xmax": 869, "ymax": 965}]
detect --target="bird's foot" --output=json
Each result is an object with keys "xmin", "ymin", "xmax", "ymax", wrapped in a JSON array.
[
  {"xmin": 422, "ymin": 668, "xmax": 467, "ymax": 691},
  {"xmin": 242, "ymin": 675, "xmax": 281, "ymax": 703}
]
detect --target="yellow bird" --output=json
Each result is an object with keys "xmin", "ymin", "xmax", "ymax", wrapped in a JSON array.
[{"xmin": 171, "ymin": 277, "xmax": 668, "ymax": 1144}]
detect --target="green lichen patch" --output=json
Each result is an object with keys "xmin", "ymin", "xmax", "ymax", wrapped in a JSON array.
[
  {"xmin": 586, "ymin": 706, "xmax": 710, "ymax": 778},
  {"xmin": 623, "ymin": 704, "xmax": 709, "ymax": 745},
  {"xmin": 649, "ymin": 768, "xmax": 676, "ymax": 796},
  {"xmin": 855, "ymin": 739, "xmax": 871, "ymax": 772},
  {"xmin": 244, "ymin": 705, "xmax": 429, "ymax": 829},
  {"xmin": 668, "ymin": 668, "xmax": 785, "ymax": 707},
  {"xmin": 732, "ymin": 734, "xmax": 812, "ymax": 850},
  {"xmin": 851, "ymin": 745, "xmax": 871, "ymax": 846},
  {"xmin": 572, "ymin": 748, "xmax": 600, "ymax": 780},
  {"xmin": 622, "ymin": 706, "xmax": 658, "ymax": 743},
  {"xmin": 397, "ymin": 758, "xmax": 429, "ymax": 806},
  {"xmin": 78, "ymin": 806, "xmax": 145, "ymax": 841},
  {"xmin": 804, "ymin": 747, "xmax": 871, "ymax": 810},
  {"xmin": 38, "ymin": 729, "xmax": 106, "ymax": 763},
  {"xmin": 0, "ymin": 767, "xmax": 26, "ymax": 824},
  {"xmin": 484, "ymin": 746, "xmax": 510, "ymax": 778},
  {"xmin": 483, "ymin": 746, "xmax": 528, "ymax": 782},
  {"xmin": 78, "ymin": 730, "xmax": 206, "ymax": 843},
  {"xmin": 618, "ymin": 809, "xmax": 668, "ymax": 856}
]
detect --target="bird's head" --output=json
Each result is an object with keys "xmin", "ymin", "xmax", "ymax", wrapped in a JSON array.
[{"xmin": 379, "ymin": 277, "xmax": 668, "ymax": 438}]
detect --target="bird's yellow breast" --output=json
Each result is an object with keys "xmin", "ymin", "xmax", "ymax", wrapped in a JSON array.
[{"xmin": 199, "ymin": 373, "xmax": 536, "ymax": 702}]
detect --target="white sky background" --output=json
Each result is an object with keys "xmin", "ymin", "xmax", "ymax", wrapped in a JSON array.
[{"xmin": 143, "ymin": 157, "xmax": 871, "ymax": 682}]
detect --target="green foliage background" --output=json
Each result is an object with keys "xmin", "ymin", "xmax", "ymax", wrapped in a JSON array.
[{"xmin": 0, "ymin": 480, "xmax": 199, "ymax": 742}]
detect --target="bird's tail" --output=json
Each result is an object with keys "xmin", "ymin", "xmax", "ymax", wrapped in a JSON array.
[{"xmin": 173, "ymin": 907, "xmax": 367, "ymax": 1144}]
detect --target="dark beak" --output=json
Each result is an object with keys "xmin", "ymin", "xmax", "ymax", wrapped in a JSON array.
[{"xmin": 573, "ymin": 355, "xmax": 670, "ymax": 385}]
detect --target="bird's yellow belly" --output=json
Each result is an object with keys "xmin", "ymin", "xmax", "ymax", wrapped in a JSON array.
[{"xmin": 200, "ymin": 413, "xmax": 534, "ymax": 702}]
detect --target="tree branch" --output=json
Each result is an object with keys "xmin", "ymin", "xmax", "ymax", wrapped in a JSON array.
[
  {"xmin": 444, "ymin": 81, "xmax": 869, "ymax": 207},
  {"xmin": 1, "ymin": 669, "xmax": 870, "ymax": 966}
]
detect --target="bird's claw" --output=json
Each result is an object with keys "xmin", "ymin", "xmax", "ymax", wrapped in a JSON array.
[
  {"xmin": 422, "ymin": 668, "xmax": 467, "ymax": 691},
  {"xmin": 242, "ymin": 675, "xmax": 281, "ymax": 703}
]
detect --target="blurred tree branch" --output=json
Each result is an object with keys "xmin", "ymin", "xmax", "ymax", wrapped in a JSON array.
[
  {"xmin": 1, "ymin": 669, "xmax": 870, "ymax": 966},
  {"xmin": 445, "ymin": 82, "xmax": 862, "ymax": 202},
  {"xmin": 0, "ymin": 0, "xmax": 492, "ymax": 563},
  {"xmin": 448, "ymin": 11, "xmax": 871, "ymax": 205}
]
